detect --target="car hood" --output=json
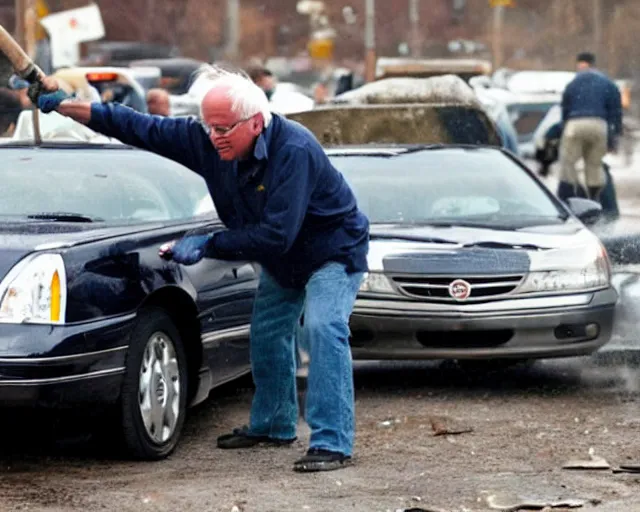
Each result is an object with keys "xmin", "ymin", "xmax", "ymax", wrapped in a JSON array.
[
  {"xmin": 367, "ymin": 222, "xmax": 599, "ymax": 272},
  {"xmin": 0, "ymin": 221, "xmax": 166, "ymax": 281}
]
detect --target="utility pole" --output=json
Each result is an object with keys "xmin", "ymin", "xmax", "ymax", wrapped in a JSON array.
[
  {"xmin": 593, "ymin": 0, "xmax": 602, "ymax": 62},
  {"xmin": 14, "ymin": 0, "xmax": 26, "ymax": 48},
  {"xmin": 491, "ymin": 4, "xmax": 504, "ymax": 69},
  {"xmin": 364, "ymin": 0, "xmax": 375, "ymax": 82},
  {"xmin": 24, "ymin": 0, "xmax": 37, "ymax": 59},
  {"xmin": 225, "ymin": 0, "xmax": 240, "ymax": 61},
  {"xmin": 409, "ymin": 0, "xmax": 420, "ymax": 57}
]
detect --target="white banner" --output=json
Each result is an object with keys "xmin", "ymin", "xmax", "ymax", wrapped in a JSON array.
[{"xmin": 40, "ymin": 3, "xmax": 105, "ymax": 44}]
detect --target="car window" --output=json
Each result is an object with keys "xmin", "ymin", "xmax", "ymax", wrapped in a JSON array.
[
  {"xmin": 0, "ymin": 147, "xmax": 215, "ymax": 223},
  {"xmin": 329, "ymin": 147, "xmax": 565, "ymax": 229},
  {"xmin": 507, "ymin": 103, "xmax": 556, "ymax": 142}
]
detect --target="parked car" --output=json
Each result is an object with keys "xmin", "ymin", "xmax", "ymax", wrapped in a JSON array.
[
  {"xmin": 289, "ymin": 96, "xmax": 617, "ymax": 365},
  {"xmin": 54, "ymin": 66, "xmax": 150, "ymax": 113},
  {"xmin": 326, "ymin": 144, "xmax": 617, "ymax": 363},
  {"xmin": 299, "ymin": 75, "xmax": 502, "ymax": 148},
  {"xmin": 0, "ymin": 139, "xmax": 256, "ymax": 459},
  {"xmin": 82, "ymin": 41, "xmax": 180, "ymax": 67},
  {"xmin": 129, "ymin": 58, "xmax": 206, "ymax": 95},
  {"xmin": 374, "ymin": 57, "xmax": 492, "ymax": 83},
  {"xmin": 475, "ymin": 87, "xmax": 559, "ymax": 158}
]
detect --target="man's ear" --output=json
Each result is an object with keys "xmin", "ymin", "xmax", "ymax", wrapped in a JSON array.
[{"xmin": 252, "ymin": 113, "xmax": 265, "ymax": 133}]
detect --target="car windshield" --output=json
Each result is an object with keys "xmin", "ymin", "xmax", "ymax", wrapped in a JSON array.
[
  {"xmin": 329, "ymin": 147, "xmax": 566, "ymax": 229},
  {"xmin": 0, "ymin": 146, "xmax": 211, "ymax": 223}
]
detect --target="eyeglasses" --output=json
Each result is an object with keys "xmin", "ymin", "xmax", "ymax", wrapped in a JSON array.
[{"xmin": 201, "ymin": 116, "xmax": 253, "ymax": 136}]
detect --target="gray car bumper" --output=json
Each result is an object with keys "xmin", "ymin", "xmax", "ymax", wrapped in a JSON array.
[{"xmin": 349, "ymin": 287, "xmax": 617, "ymax": 360}]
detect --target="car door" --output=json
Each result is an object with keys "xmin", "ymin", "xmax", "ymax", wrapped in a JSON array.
[{"xmin": 184, "ymin": 257, "xmax": 258, "ymax": 383}]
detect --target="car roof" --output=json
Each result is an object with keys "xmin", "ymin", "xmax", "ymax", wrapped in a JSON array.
[
  {"xmin": 288, "ymin": 103, "xmax": 501, "ymax": 147},
  {"xmin": 330, "ymin": 74, "xmax": 482, "ymax": 107}
]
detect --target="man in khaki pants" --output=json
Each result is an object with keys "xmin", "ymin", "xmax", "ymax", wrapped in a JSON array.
[{"xmin": 560, "ymin": 52, "xmax": 622, "ymax": 201}]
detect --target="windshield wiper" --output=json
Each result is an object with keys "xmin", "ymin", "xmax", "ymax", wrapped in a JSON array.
[
  {"xmin": 462, "ymin": 241, "xmax": 545, "ymax": 251},
  {"xmin": 26, "ymin": 212, "xmax": 103, "ymax": 223},
  {"xmin": 369, "ymin": 233, "xmax": 458, "ymax": 244}
]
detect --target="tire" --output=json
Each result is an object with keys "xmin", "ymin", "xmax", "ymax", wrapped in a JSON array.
[{"xmin": 119, "ymin": 307, "xmax": 188, "ymax": 460}]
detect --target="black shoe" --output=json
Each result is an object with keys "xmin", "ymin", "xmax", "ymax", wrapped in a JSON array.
[
  {"xmin": 293, "ymin": 448, "xmax": 352, "ymax": 472},
  {"xmin": 216, "ymin": 426, "xmax": 296, "ymax": 449}
]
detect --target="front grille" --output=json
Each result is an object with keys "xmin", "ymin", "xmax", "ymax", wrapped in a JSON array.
[{"xmin": 390, "ymin": 274, "xmax": 525, "ymax": 302}]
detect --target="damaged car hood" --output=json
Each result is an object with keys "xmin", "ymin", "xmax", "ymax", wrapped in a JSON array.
[{"xmin": 367, "ymin": 222, "xmax": 599, "ymax": 272}]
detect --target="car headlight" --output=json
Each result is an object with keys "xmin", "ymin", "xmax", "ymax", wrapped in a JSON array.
[
  {"xmin": 0, "ymin": 253, "xmax": 67, "ymax": 324},
  {"xmin": 518, "ymin": 243, "xmax": 610, "ymax": 294},
  {"xmin": 359, "ymin": 272, "xmax": 397, "ymax": 295}
]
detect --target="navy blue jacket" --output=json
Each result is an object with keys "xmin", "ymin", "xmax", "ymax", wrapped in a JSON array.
[
  {"xmin": 561, "ymin": 69, "xmax": 623, "ymax": 138},
  {"xmin": 88, "ymin": 103, "xmax": 369, "ymax": 289}
]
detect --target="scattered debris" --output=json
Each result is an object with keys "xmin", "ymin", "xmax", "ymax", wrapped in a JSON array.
[
  {"xmin": 395, "ymin": 507, "xmax": 450, "ymax": 512},
  {"xmin": 613, "ymin": 464, "xmax": 640, "ymax": 474},
  {"xmin": 485, "ymin": 492, "xmax": 587, "ymax": 511},
  {"xmin": 379, "ymin": 418, "xmax": 402, "ymax": 428},
  {"xmin": 430, "ymin": 416, "xmax": 473, "ymax": 436},
  {"xmin": 230, "ymin": 500, "xmax": 246, "ymax": 512},
  {"xmin": 562, "ymin": 447, "xmax": 610, "ymax": 470}
]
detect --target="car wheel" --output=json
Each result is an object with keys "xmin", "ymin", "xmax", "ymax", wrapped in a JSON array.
[{"xmin": 120, "ymin": 307, "xmax": 188, "ymax": 460}]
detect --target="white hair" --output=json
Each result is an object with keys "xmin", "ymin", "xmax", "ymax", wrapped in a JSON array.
[{"xmin": 191, "ymin": 64, "xmax": 272, "ymax": 127}]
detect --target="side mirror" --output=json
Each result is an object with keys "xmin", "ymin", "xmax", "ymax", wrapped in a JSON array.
[{"xmin": 566, "ymin": 197, "xmax": 603, "ymax": 225}]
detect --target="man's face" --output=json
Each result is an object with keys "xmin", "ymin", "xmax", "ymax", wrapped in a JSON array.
[
  {"xmin": 201, "ymin": 87, "xmax": 263, "ymax": 161},
  {"xmin": 576, "ymin": 61, "xmax": 591, "ymax": 71}
]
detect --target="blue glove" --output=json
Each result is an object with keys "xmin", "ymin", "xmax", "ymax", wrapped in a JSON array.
[
  {"xmin": 167, "ymin": 233, "xmax": 215, "ymax": 265},
  {"xmin": 37, "ymin": 89, "xmax": 71, "ymax": 113},
  {"xmin": 8, "ymin": 75, "xmax": 29, "ymax": 90}
]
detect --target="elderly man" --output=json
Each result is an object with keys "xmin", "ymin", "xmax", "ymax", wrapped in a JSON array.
[
  {"xmin": 560, "ymin": 52, "xmax": 622, "ymax": 201},
  {"xmin": 33, "ymin": 67, "xmax": 369, "ymax": 473}
]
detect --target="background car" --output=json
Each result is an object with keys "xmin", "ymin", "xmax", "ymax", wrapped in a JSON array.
[
  {"xmin": 291, "ymin": 75, "xmax": 503, "ymax": 148},
  {"xmin": 54, "ymin": 67, "xmax": 150, "ymax": 113},
  {"xmin": 0, "ymin": 138, "xmax": 256, "ymax": 460}
]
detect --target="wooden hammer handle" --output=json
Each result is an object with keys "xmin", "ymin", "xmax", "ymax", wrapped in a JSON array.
[{"xmin": 0, "ymin": 23, "xmax": 44, "ymax": 82}]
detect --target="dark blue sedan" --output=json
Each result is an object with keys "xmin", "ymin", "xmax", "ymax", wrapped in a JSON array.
[{"xmin": 0, "ymin": 141, "xmax": 256, "ymax": 459}]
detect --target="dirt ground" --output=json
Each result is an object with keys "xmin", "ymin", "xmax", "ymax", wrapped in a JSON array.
[{"xmin": 1, "ymin": 357, "xmax": 640, "ymax": 512}]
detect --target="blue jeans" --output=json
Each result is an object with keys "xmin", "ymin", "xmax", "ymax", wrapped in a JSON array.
[{"xmin": 247, "ymin": 262, "xmax": 363, "ymax": 456}]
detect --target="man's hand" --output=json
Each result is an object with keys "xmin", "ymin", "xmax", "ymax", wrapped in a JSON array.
[
  {"xmin": 30, "ymin": 76, "xmax": 72, "ymax": 113},
  {"xmin": 158, "ymin": 233, "xmax": 215, "ymax": 265}
]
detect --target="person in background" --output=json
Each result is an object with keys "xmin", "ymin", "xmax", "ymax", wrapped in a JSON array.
[
  {"xmin": 540, "ymin": 120, "xmax": 619, "ymax": 222},
  {"xmin": 560, "ymin": 52, "xmax": 622, "ymax": 201},
  {"xmin": 146, "ymin": 88, "xmax": 171, "ymax": 116},
  {"xmin": 247, "ymin": 65, "xmax": 314, "ymax": 114},
  {"xmin": 0, "ymin": 88, "xmax": 24, "ymax": 137},
  {"xmin": 313, "ymin": 79, "xmax": 330, "ymax": 105},
  {"xmin": 247, "ymin": 66, "xmax": 276, "ymax": 100}
]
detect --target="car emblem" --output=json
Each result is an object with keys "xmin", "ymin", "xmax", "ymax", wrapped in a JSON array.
[{"xmin": 448, "ymin": 279, "xmax": 471, "ymax": 300}]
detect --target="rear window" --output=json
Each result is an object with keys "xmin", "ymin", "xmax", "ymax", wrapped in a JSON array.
[
  {"xmin": 288, "ymin": 105, "xmax": 501, "ymax": 147},
  {"xmin": 507, "ymin": 103, "xmax": 556, "ymax": 142},
  {"xmin": 0, "ymin": 147, "xmax": 211, "ymax": 223}
]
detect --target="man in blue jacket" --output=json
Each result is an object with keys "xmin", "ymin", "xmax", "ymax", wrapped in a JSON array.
[
  {"xmin": 560, "ymin": 52, "xmax": 622, "ymax": 201},
  {"xmin": 34, "ymin": 67, "xmax": 369, "ymax": 473}
]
